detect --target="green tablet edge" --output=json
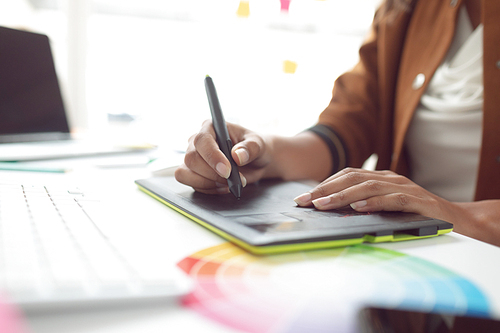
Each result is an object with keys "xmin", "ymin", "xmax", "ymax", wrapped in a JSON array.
[{"xmin": 137, "ymin": 185, "xmax": 453, "ymax": 255}]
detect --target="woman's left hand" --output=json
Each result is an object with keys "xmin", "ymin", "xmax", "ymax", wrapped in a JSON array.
[
  {"xmin": 293, "ymin": 168, "xmax": 459, "ymax": 222},
  {"xmin": 292, "ymin": 167, "xmax": 500, "ymax": 247}
]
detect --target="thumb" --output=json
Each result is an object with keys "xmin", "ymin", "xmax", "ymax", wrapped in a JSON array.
[
  {"xmin": 231, "ymin": 133, "xmax": 266, "ymax": 167},
  {"xmin": 233, "ymin": 145, "xmax": 250, "ymax": 166}
]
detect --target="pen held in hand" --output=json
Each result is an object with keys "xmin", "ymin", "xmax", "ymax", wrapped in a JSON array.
[{"xmin": 204, "ymin": 75, "xmax": 242, "ymax": 199}]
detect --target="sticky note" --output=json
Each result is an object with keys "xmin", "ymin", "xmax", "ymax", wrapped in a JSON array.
[
  {"xmin": 236, "ymin": 1, "xmax": 250, "ymax": 18},
  {"xmin": 283, "ymin": 60, "xmax": 298, "ymax": 74},
  {"xmin": 280, "ymin": 0, "xmax": 291, "ymax": 12}
]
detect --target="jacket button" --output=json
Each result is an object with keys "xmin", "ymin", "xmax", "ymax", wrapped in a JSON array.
[
  {"xmin": 450, "ymin": 0, "xmax": 458, "ymax": 7},
  {"xmin": 412, "ymin": 73, "xmax": 426, "ymax": 90}
]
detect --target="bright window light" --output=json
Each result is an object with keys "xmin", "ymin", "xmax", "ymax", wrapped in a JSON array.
[{"xmin": 1, "ymin": 0, "xmax": 379, "ymax": 149}]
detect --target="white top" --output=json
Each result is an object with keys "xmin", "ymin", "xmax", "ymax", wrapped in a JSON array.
[{"xmin": 406, "ymin": 6, "xmax": 483, "ymax": 202}]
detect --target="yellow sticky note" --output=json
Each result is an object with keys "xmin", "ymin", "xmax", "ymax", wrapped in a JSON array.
[
  {"xmin": 236, "ymin": 0, "xmax": 250, "ymax": 18},
  {"xmin": 283, "ymin": 60, "xmax": 298, "ymax": 74}
]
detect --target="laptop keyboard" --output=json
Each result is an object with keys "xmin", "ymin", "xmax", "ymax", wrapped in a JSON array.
[{"xmin": 0, "ymin": 183, "xmax": 190, "ymax": 309}]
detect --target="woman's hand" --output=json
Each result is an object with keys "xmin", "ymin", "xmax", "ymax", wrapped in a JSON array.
[
  {"xmin": 174, "ymin": 120, "xmax": 273, "ymax": 194},
  {"xmin": 175, "ymin": 122, "xmax": 335, "ymax": 195},
  {"xmin": 293, "ymin": 167, "xmax": 500, "ymax": 247},
  {"xmin": 293, "ymin": 167, "xmax": 461, "ymax": 222}
]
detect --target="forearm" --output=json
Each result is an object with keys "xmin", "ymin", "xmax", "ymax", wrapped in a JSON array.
[
  {"xmin": 263, "ymin": 131, "xmax": 333, "ymax": 182},
  {"xmin": 452, "ymin": 200, "xmax": 500, "ymax": 247}
]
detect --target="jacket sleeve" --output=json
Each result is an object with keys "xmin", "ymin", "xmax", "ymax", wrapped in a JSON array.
[
  {"xmin": 309, "ymin": 15, "xmax": 381, "ymax": 172},
  {"xmin": 308, "ymin": 3, "xmax": 412, "ymax": 174}
]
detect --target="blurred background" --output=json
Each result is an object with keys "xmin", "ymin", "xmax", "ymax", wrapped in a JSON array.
[{"xmin": 0, "ymin": 0, "xmax": 379, "ymax": 151}]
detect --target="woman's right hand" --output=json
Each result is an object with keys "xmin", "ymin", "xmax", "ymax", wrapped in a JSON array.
[{"xmin": 174, "ymin": 120, "xmax": 273, "ymax": 194}]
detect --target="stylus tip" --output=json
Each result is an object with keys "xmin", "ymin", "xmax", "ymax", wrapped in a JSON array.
[{"xmin": 230, "ymin": 185, "xmax": 242, "ymax": 200}]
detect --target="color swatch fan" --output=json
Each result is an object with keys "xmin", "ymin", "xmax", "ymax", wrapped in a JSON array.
[{"xmin": 178, "ymin": 243, "xmax": 491, "ymax": 333}]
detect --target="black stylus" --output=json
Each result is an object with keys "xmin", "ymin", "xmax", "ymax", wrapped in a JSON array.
[{"xmin": 205, "ymin": 75, "xmax": 242, "ymax": 199}]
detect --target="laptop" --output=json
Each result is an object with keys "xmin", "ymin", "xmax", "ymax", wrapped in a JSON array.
[
  {"xmin": 0, "ymin": 26, "xmax": 153, "ymax": 161},
  {"xmin": 0, "ymin": 181, "xmax": 192, "ymax": 311},
  {"xmin": 135, "ymin": 177, "xmax": 454, "ymax": 255}
]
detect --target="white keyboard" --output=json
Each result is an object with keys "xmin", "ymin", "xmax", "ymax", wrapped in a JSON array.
[{"xmin": 0, "ymin": 183, "xmax": 191, "ymax": 311}]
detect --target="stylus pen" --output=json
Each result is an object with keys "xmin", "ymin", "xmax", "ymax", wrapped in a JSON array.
[{"xmin": 205, "ymin": 75, "xmax": 242, "ymax": 199}]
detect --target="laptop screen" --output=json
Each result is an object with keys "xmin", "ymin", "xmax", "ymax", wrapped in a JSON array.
[{"xmin": 0, "ymin": 26, "xmax": 70, "ymax": 143}]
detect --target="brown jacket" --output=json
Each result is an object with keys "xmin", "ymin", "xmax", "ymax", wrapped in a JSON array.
[{"xmin": 318, "ymin": 0, "xmax": 500, "ymax": 201}]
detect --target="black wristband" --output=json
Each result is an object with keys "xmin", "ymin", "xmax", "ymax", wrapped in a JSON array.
[{"xmin": 307, "ymin": 124, "xmax": 348, "ymax": 175}]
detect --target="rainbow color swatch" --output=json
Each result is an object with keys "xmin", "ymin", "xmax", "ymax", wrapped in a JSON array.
[{"xmin": 178, "ymin": 243, "xmax": 491, "ymax": 333}]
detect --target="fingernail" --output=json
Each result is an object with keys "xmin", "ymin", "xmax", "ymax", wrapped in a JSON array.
[
  {"xmin": 216, "ymin": 187, "xmax": 229, "ymax": 194},
  {"xmin": 294, "ymin": 192, "xmax": 311, "ymax": 205},
  {"xmin": 240, "ymin": 173, "xmax": 247, "ymax": 187},
  {"xmin": 350, "ymin": 200, "xmax": 367, "ymax": 210},
  {"xmin": 235, "ymin": 148, "xmax": 249, "ymax": 165},
  {"xmin": 312, "ymin": 196, "xmax": 331, "ymax": 208},
  {"xmin": 216, "ymin": 162, "xmax": 230, "ymax": 179}
]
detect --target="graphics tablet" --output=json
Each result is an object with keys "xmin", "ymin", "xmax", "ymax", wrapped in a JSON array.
[{"xmin": 135, "ymin": 177, "xmax": 453, "ymax": 255}]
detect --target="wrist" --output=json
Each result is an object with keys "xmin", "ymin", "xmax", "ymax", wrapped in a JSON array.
[
  {"xmin": 452, "ymin": 200, "xmax": 500, "ymax": 246},
  {"xmin": 261, "ymin": 134, "xmax": 283, "ymax": 179},
  {"xmin": 262, "ymin": 132, "xmax": 332, "ymax": 182}
]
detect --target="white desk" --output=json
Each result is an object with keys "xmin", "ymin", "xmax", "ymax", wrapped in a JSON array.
[{"xmin": 2, "ymin": 164, "xmax": 499, "ymax": 333}]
